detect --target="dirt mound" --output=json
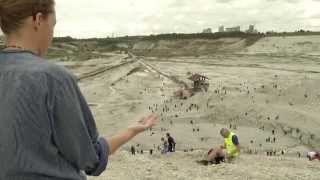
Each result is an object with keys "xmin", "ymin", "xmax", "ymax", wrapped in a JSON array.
[
  {"xmin": 132, "ymin": 38, "xmax": 249, "ymax": 57},
  {"xmin": 242, "ymin": 35, "xmax": 320, "ymax": 55}
]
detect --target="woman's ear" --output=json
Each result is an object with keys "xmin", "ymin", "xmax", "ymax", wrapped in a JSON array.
[{"xmin": 32, "ymin": 12, "xmax": 44, "ymax": 31}]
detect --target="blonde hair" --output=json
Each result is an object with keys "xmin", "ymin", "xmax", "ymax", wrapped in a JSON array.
[{"xmin": 0, "ymin": 0, "xmax": 54, "ymax": 34}]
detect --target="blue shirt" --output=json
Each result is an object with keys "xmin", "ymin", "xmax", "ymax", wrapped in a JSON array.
[{"xmin": 0, "ymin": 50, "xmax": 109, "ymax": 180}]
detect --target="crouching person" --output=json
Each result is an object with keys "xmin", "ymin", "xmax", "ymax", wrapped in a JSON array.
[{"xmin": 220, "ymin": 128, "xmax": 241, "ymax": 161}]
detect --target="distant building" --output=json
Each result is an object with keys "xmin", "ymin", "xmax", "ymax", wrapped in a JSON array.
[
  {"xmin": 249, "ymin": 25, "xmax": 254, "ymax": 32},
  {"xmin": 202, "ymin": 28, "xmax": 212, "ymax": 34},
  {"xmin": 246, "ymin": 25, "xmax": 258, "ymax": 33},
  {"xmin": 219, "ymin": 26, "xmax": 225, "ymax": 32},
  {"xmin": 225, "ymin": 26, "xmax": 241, "ymax": 32}
]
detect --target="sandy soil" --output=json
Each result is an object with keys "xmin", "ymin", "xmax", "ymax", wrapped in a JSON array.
[
  {"xmin": 87, "ymin": 151, "xmax": 320, "ymax": 180},
  {"xmin": 52, "ymin": 36, "xmax": 320, "ymax": 180},
  {"xmin": 243, "ymin": 35, "xmax": 320, "ymax": 55}
]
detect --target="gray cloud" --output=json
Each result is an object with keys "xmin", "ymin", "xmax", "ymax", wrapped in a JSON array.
[
  {"xmin": 310, "ymin": 13, "xmax": 320, "ymax": 19},
  {"xmin": 266, "ymin": 0, "xmax": 300, "ymax": 2},
  {"xmin": 169, "ymin": 0, "xmax": 188, "ymax": 7},
  {"xmin": 216, "ymin": 0, "xmax": 235, "ymax": 3},
  {"xmin": 1, "ymin": 0, "xmax": 317, "ymax": 37},
  {"xmin": 50, "ymin": 0, "xmax": 320, "ymax": 37}
]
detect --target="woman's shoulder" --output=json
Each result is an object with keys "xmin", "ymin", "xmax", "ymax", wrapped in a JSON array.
[
  {"xmin": 1, "ymin": 51, "xmax": 78, "ymax": 87},
  {"xmin": 31, "ymin": 57, "xmax": 77, "ymax": 85}
]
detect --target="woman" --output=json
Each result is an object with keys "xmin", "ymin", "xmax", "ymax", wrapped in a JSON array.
[{"xmin": 0, "ymin": 0, "xmax": 157, "ymax": 179}]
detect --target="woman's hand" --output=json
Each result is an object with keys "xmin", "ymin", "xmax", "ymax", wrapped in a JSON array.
[
  {"xmin": 130, "ymin": 114, "xmax": 158, "ymax": 134},
  {"xmin": 106, "ymin": 114, "xmax": 158, "ymax": 155}
]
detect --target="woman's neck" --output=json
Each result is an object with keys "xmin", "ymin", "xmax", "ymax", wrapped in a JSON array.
[{"xmin": 5, "ymin": 34, "xmax": 41, "ymax": 57}]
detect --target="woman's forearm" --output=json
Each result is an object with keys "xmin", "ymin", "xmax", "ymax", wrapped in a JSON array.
[
  {"xmin": 105, "ymin": 127, "xmax": 144, "ymax": 155},
  {"xmin": 103, "ymin": 114, "xmax": 157, "ymax": 156}
]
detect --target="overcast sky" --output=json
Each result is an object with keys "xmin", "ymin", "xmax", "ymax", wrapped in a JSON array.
[
  {"xmin": 2, "ymin": 0, "xmax": 320, "ymax": 38},
  {"xmin": 53, "ymin": 0, "xmax": 320, "ymax": 38}
]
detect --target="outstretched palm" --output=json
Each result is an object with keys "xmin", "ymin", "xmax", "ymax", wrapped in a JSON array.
[
  {"xmin": 139, "ymin": 114, "xmax": 157, "ymax": 129},
  {"xmin": 131, "ymin": 114, "xmax": 157, "ymax": 133}
]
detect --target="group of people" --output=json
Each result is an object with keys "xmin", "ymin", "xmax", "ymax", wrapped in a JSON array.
[
  {"xmin": 129, "ymin": 127, "xmax": 241, "ymax": 166},
  {"xmin": 200, "ymin": 128, "xmax": 241, "ymax": 165},
  {"xmin": 160, "ymin": 133, "xmax": 176, "ymax": 154},
  {"xmin": 133, "ymin": 125, "xmax": 320, "ymax": 165},
  {"xmin": 129, "ymin": 133, "xmax": 176, "ymax": 155}
]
